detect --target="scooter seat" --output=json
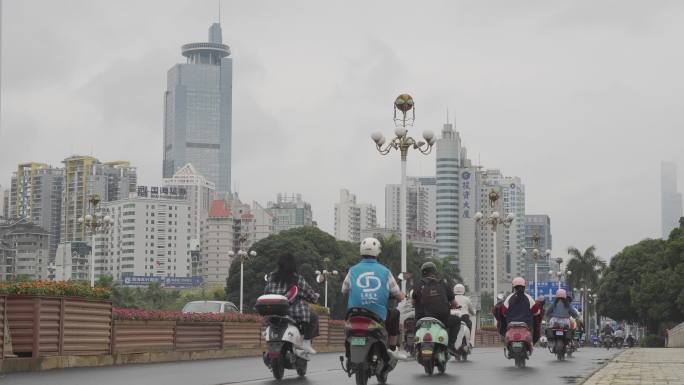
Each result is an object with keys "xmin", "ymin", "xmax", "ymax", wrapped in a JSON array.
[
  {"xmin": 507, "ymin": 321, "xmax": 529, "ymax": 329},
  {"xmin": 416, "ymin": 317, "xmax": 445, "ymax": 329}
]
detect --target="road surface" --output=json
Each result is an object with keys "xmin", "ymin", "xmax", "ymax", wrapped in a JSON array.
[{"xmin": 1, "ymin": 347, "xmax": 620, "ymax": 385}]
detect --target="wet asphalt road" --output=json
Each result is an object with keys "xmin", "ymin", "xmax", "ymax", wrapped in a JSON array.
[{"xmin": 1, "ymin": 347, "xmax": 620, "ymax": 385}]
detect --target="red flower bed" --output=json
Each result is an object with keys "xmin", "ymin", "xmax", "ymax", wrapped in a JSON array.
[
  {"xmin": 0, "ymin": 280, "xmax": 111, "ymax": 299},
  {"xmin": 113, "ymin": 308, "xmax": 262, "ymax": 323},
  {"xmin": 329, "ymin": 319, "xmax": 346, "ymax": 327}
]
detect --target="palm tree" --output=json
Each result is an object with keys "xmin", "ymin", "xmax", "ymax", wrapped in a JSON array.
[{"xmin": 566, "ymin": 245, "xmax": 606, "ymax": 290}]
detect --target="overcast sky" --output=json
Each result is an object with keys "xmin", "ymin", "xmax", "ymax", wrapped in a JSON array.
[{"xmin": 1, "ymin": 0, "xmax": 683, "ymax": 262}]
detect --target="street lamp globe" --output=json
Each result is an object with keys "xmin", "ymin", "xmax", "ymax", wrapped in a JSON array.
[
  {"xmin": 249, "ymin": 250, "xmax": 257, "ymax": 257},
  {"xmin": 545, "ymin": 249, "xmax": 552, "ymax": 256},
  {"xmin": 78, "ymin": 217, "xmax": 84, "ymax": 223},
  {"xmin": 371, "ymin": 131, "xmax": 383, "ymax": 143},
  {"xmin": 491, "ymin": 211, "xmax": 500, "ymax": 220},
  {"xmin": 474, "ymin": 212, "xmax": 484, "ymax": 221},
  {"xmin": 227, "ymin": 251, "xmax": 235, "ymax": 257},
  {"xmin": 506, "ymin": 213, "xmax": 515, "ymax": 222},
  {"xmin": 422, "ymin": 130, "xmax": 435, "ymax": 142},
  {"xmin": 104, "ymin": 215, "xmax": 112, "ymax": 224},
  {"xmin": 85, "ymin": 214, "xmax": 93, "ymax": 222},
  {"xmin": 521, "ymin": 248, "xmax": 527, "ymax": 256},
  {"xmin": 533, "ymin": 249, "xmax": 540, "ymax": 257},
  {"xmin": 394, "ymin": 126, "xmax": 407, "ymax": 138}
]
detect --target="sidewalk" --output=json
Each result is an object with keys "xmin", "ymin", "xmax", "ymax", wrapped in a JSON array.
[{"xmin": 583, "ymin": 348, "xmax": 684, "ymax": 385}]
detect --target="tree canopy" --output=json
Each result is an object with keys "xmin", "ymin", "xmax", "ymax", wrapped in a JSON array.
[
  {"xmin": 597, "ymin": 220, "xmax": 684, "ymax": 333},
  {"xmin": 225, "ymin": 227, "xmax": 461, "ymax": 319}
]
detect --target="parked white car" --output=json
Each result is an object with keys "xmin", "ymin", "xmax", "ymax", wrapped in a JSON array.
[{"xmin": 181, "ymin": 300, "xmax": 238, "ymax": 314}]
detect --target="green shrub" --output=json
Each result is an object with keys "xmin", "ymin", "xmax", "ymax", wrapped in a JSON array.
[{"xmin": 639, "ymin": 335, "xmax": 665, "ymax": 347}]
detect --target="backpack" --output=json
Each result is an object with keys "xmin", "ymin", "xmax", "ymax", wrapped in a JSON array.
[{"xmin": 419, "ymin": 278, "xmax": 449, "ymax": 319}]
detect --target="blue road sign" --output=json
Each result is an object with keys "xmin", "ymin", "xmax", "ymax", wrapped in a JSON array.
[{"xmin": 527, "ymin": 281, "xmax": 573, "ymax": 302}]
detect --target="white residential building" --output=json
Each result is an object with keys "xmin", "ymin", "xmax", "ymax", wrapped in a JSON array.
[
  {"xmin": 96, "ymin": 196, "xmax": 191, "ymax": 281},
  {"xmin": 162, "ymin": 163, "xmax": 216, "ymax": 249},
  {"xmin": 267, "ymin": 193, "xmax": 313, "ymax": 233},
  {"xmin": 385, "ymin": 177, "xmax": 436, "ymax": 239},
  {"xmin": 334, "ymin": 189, "xmax": 377, "ymax": 242},
  {"xmin": 200, "ymin": 199, "xmax": 234, "ymax": 286}
]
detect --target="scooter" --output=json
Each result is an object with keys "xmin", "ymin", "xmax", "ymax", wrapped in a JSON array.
[
  {"xmin": 602, "ymin": 334, "xmax": 612, "ymax": 350},
  {"xmin": 340, "ymin": 308, "xmax": 397, "ymax": 385},
  {"xmin": 451, "ymin": 308, "xmax": 473, "ymax": 361},
  {"xmin": 256, "ymin": 294, "xmax": 311, "ymax": 380},
  {"xmin": 547, "ymin": 325, "xmax": 570, "ymax": 361},
  {"xmin": 504, "ymin": 322, "xmax": 533, "ymax": 368},
  {"xmin": 415, "ymin": 317, "xmax": 449, "ymax": 375},
  {"xmin": 398, "ymin": 299, "xmax": 416, "ymax": 357}
]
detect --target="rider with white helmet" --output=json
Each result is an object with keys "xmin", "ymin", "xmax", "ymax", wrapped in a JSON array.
[{"xmin": 453, "ymin": 284, "xmax": 476, "ymax": 331}]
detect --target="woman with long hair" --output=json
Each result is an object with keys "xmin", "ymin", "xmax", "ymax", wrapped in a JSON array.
[{"xmin": 264, "ymin": 251, "xmax": 319, "ymax": 353}]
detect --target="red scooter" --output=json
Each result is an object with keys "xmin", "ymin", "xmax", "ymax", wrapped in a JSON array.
[{"xmin": 504, "ymin": 322, "xmax": 533, "ymax": 368}]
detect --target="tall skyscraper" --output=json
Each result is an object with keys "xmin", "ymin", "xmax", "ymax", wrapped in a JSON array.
[
  {"xmin": 524, "ymin": 214, "xmax": 552, "ymax": 283},
  {"xmin": 335, "ymin": 189, "xmax": 377, "ymax": 242},
  {"xmin": 9, "ymin": 163, "xmax": 64, "ymax": 258},
  {"xmin": 661, "ymin": 162, "xmax": 683, "ymax": 239},
  {"xmin": 163, "ymin": 23, "xmax": 233, "ymax": 193}
]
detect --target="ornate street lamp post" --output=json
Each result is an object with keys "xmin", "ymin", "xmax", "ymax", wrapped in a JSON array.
[
  {"xmin": 78, "ymin": 194, "xmax": 112, "ymax": 287},
  {"xmin": 475, "ymin": 189, "xmax": 514, "ymax": 304},
  {"xmin": 521, "ymin": 232, "xmax": 550, "ymax": 299},
  {"xmin": 315, "ymin": 257, "xmax": 339, "ymax": 308},
  {"xmin": 371, "ymin": 94, "xmax": 435, "ymax": 292},
  {"xmin": 228, "ymin": 233, "xmax": 257, "ymax": 313}
]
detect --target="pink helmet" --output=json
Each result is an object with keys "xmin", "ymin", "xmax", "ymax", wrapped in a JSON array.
[
  {"xmin": 556, "ymin": 288, "xmax": 567, "ymax": 299},
  {"xmin": 512, "ymin": 277, "xmax": 526, "ymax": 287}
]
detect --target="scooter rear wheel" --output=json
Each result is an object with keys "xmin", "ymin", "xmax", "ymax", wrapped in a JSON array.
[
  {"xmin": 376, "ymin": 371, "xmax": 388, "ymax": 384},
  {"xmin": 295, "ymin": 358, "xmax": 307, "ymax": 377},
  {"xmin": 272, "ymin": 357, "xmax": 285, "ymax": 380},
  {"xmin": 355, "ymin": 364, "xmax": 369, "ymax": 385},
  {"xmin": 424, "ymin": 360, "xmax": 435, "ymax": 376}
]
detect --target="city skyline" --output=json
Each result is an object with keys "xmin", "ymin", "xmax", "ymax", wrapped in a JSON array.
[{"xmin": 2, "ymin": 1, "xmax": 684, "ymax": 260}]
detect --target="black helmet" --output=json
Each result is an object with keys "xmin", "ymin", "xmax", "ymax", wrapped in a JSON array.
[{"xmin": 421, "ymin": 261, "xmax": 437, "ymax": 276}]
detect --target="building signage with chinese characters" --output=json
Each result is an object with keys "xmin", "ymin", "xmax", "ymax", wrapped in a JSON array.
[
  {"xmin": 462, "ymin": 171, "xmax": 472, "ymax": 218},
  {"xmin": 122, "ymin": 275, "xmax": 202, "ymax": 288}
]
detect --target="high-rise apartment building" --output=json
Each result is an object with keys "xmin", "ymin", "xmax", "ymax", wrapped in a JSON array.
[
  {"xmin": 0, "ymin": 186, "xmax": 8, "ymax": 220},
  {"xmin": 9, "ymin": 163, "xmax": 63, "ymax": 258},
  {"xmin": 162, "ymin": 163, "xmax": 216, "ymax": 246},
  {"xmin": 267, "ymin": 193, "xmax": 313, "ymax": 233},
  {"xmin": 97, "ymin": 195, "xmax": 191, "ymax": 281},
  {"xmin": 661, "ymin": 162, "xmax": 683, "ymax": 239},
  {"xmin": 0, "ymin": 220, "xmax": 50, "ymax": 280},
  {"xmin": 385, "ymin": 177, "xmax": 436, "ymax": 239},
  {"xmin": 61, "ymin": 156, "xmax": 136, "ymax": 243},
  {"xmin": 524, "ymin": 215, "xmax": 552, "ymax": 283},
  {"xmin": 163, "ymin": 23, "xmax": 233, "ymax": 193},
  {"xmin": 335, "ymin": 189, "xmax": 377, "ymax": 242}
]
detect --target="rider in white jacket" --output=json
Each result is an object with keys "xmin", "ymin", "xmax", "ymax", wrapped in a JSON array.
[{"xmin": 453, "ymin": 284, "xmax": 475, "ymax": 331}]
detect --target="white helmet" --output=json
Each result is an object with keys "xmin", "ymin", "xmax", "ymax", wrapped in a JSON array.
[
  {"xmin": 454, "ymin": 283, "xmax": 466, "ymax": 295},
  {"xmin": 360, "ymin": 237, "xmax": 381, "ymax": 257}
]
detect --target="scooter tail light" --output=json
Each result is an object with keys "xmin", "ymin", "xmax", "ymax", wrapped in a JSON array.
[{"xmin": 423, "ymin": 333, "xmax": 432, "ymax": 342}]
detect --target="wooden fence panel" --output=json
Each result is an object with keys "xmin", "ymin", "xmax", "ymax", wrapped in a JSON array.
[
  {"xmin": 112, "ymin": 320, "xmax": 175, "ymax": 353},
  {"xmin": 175, "ymin": 323, "xmax": 222, "ymax": 351},
  {"xmin": 223, "ymin": 322, "xmax": 261, "ymax": 348}
]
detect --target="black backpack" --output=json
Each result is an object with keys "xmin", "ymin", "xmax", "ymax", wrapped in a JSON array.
[{"xmin": 419, "ymin": 278, "xmax": 449, "ymax": 319}]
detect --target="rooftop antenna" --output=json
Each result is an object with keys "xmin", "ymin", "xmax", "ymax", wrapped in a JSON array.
[
  {"xmin": 446, "ymin": 108, "xmax": 449, "ymax": 124},
  {"xmin": 218, "ymin": 0, "xmax": 221, "ymax": 24}
]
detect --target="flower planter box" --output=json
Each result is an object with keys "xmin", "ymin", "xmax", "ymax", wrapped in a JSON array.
[
  {"xmin": 328, "ymin": 323, "xmax": 345, "ymax": 346},
  {"xmin": 112, "ymin": 320, "xmax": 175, "ymax": 353},
  {"xmin": 223, "ymin": 322, "xmax": 262, "ymax": 348},
  {"xmin": 5, "ymin": 296, "xmax": 112, "ymax": 357},
  {"xmin": 175, "ymin": 322, "xmax": 223, "ymax": 351}
]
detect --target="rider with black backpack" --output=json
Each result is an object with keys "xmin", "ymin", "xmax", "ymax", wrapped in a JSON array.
[{"xmin": 412, "ymin": 262, "xmax": 460, "ymax": 355}]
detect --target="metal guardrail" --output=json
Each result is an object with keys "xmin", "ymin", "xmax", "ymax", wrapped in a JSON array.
[{"xmin": 667, "ymin": 321, "xmax": 684, "ymax": 348}]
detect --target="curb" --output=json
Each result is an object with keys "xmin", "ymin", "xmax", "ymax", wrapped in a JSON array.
[
  {"xmin": 577, "ymin": 349, "xmax": 628, "ymax": 385},
  {"xmin": 0, "ymin": 345, "xmax": 345, "ymax": 374}
]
